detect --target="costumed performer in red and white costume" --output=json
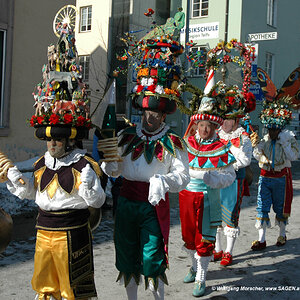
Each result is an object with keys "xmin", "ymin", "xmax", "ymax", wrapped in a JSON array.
[{"xmin": 179, "ymin": 86, "xmax": 236, "ymax": 297}]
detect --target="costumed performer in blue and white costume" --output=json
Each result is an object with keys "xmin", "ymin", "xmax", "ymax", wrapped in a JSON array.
[{"xmin": 250, "ymin": 96, "xmax": 299, "ymax": 251}]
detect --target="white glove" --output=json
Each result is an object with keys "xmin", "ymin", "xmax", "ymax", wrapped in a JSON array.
[
  {"xmin": 7, "ymin": 166, "xmax": 23, "ymax": 185},
  {"xmin": 80, "ymin": 164, "xmax": 96, "ymax": 189},
  {"xmin": 101, "ymin": 161, "xmax": 119, "ymax": 177},
  {"xmin": 148, "ymin": 174, "xmax": 169, "ymax": 206}
]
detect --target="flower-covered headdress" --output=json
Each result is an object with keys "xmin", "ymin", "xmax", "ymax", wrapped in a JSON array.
[
  {"xmin": 29, "ymin": 6, "xmax": 92, "ymax": 140},
  {"xmin": 180, "ymin": 39, "xmax": 256, "ymax": 137},
  {"xmin": 256, "ymin": 66, "xmax": 300, "ymax": 129},
  {"xmin": 205, "ymin": 39, "xmax": 256, "ymax": 119},
  {"xmin": 115, "ymin": 8, "xmax": 185, "ymax": 114},
  {"xmin": 260, "ymin": 96, "xmax": 295, "ymax": 129}
]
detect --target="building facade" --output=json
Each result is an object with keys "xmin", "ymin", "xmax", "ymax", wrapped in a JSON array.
[
  {"xmin": 173, "ymin": 0, "xmax": 300, "ymax": 135},
  {"xmin": 3, "ymin": 0, "xmax": 300, "ymax": 162},
  {"xmin": 0, "ymin": 0, "xmax": 75, "ymax": 161}
]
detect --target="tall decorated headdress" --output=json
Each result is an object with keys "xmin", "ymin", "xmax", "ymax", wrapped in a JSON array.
[
  {"xmin": 29, "ymin": 5, "xmax": 92, "ymax": 140},
  {"xmin": 205, "ymin": 39, "xmax": 256, "ymax": 120},
  {"xmin": 178, "ymin": 39, "xmax": 257, "ymax": 137},
  {"xmin": 257, "ymin": 67, "xmax": 300, "ymax": 129},
  {"xmin": 260, "ymin": 96, "xmax": 294, "ymax": 129},
  {"xmin": 114, "ymin": 8, "xmax": 186, "ymax": 114}
]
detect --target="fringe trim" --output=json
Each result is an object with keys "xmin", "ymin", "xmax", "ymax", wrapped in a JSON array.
[
  {"xmin": 35, "ymin": 293, "xmax": 64, "ymax": 300},
  {"xmin": 255, "ymin": 218, "xmax": 271, "ymax": 229},
  {"xmin": 145, "ymin": 273, "xmax": 168, "ymax": 291},
  {"xmin": 224, "ymin": 226, "xmax": 240, "ymax": 238},
  {"xmin": 116, "ymin": 272, "xmax": 141, "ymax": 287}
]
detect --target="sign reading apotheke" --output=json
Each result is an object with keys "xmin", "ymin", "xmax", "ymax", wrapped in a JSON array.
[
  {"xmin": 248, "ymin": 32, "xmax": 277, "ymax": 42},
  {"xmin": 180, "ymin": 22, "xmax": 219, "ymax": 41}
]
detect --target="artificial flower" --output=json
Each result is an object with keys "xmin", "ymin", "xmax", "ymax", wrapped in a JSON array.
[
  {"xmin": 30, "ymin": 115, "xmax": 37, "ymax": 127},
  {"xmin": 37, "ymin": 116, "xmax": 44, "ymax": 125},
  {"xmin": 49, "ymin": 114, "xmax": 60, "ymax": 125},
  {"xmin": 76, "ymin": 115, "xmax": 86, "ymax": 127},
  {"xmin": 64, "ymin": 114, "xmax": 73, "ymax": 124}
]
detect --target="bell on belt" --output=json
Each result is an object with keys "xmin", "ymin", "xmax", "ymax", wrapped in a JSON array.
[{"xmin": 0, "ymin": 207, "xmax": 13, "ymax": 254}]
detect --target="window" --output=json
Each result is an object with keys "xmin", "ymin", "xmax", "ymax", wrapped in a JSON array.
[
  {"xmin": 80, "ymin": 6, "xmax": 92, "ymax": 32},
  {"xmin": 0, "ymin": 30, "xmax": 6, "ymax": 126},
  {"xmin": 192, "ymin": 0, "xmax": 208, "ymax": 18},
  {"xmin": 267, "ymin": 0, "xmax": 277, "ymax": 27},
  {"xmin": 265, "ymin": 52, "xmax": 274, "ymax": 80},
  {"xmin": 189, "ymin": 46, "xmax": 208, "ymax": 77},
  {"xmin": 79, "ymin": 55, "xmax": 90, "ymax": 81}
]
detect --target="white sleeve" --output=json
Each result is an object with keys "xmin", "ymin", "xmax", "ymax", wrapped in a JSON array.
[
  {"xmin": 278, "ymin": 131, "xmax": 300, "ymax": 161},
  {"xmin": 161, "ymin": 148, "xmax": 190, "ymax": 193},
  {"xmin": 203, "ymin": 164, "xmax": 236, "ymax": 189},
  {"xmin": 253, "ymin": 140, "xmax": 264, "ymax": 161},
  {"xmin": 231, "ymin": 135, "xmax": 253, "ymax": 170},
  {"xmin": 78, "ymin": 169, "xmax": 106, "ymax": 208}
]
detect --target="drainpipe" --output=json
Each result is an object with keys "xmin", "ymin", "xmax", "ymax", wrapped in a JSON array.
[
  {"xmin": 224, "ymin": 0, "xmax": 229, "ymax": 43},
  {"xmin": 185, "ymin": 0, "xmax": 190, "ymax": 47},
  {"xmin": 183, "ymin": 0, "xmax": 191, "ymax": 136}
]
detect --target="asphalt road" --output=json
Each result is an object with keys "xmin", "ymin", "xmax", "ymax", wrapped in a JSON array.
[{"xmin": 1, "ymin": 161, "xmax": 300, "ymax": 299}]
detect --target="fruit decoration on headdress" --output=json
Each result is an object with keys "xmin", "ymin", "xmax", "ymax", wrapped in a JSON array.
[{"xmin": 29, "ymin": 5, "xmax": 93, "ymax": 139}]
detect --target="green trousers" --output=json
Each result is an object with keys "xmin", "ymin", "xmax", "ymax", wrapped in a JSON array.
[{"xmin": 114, "ymin": 196, "xmax": 167, "ymax": 286}]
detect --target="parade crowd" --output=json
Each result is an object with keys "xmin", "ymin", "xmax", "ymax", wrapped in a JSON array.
[{"xmin": 1, "ymin": 7, "xmax": 300, "ymax": 300}]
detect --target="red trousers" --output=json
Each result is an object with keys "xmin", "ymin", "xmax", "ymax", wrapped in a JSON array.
[{"xmin": 179, "ymin": 189, "xmax": 215, "ymax": 257}]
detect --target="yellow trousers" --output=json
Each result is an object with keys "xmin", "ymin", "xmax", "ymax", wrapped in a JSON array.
[{"xmin": 32, "ymin": 230, "xmax": 75, "ymax": 300}]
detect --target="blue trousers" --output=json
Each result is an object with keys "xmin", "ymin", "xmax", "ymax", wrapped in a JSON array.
[{"xmin": 256, "ymin": 175, "xmax": 288, "ymax": 226}]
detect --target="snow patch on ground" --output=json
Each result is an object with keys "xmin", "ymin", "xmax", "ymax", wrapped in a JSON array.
[{"xmin": 0, "ymin": 157, "xmax": 39, "ymax": 215}]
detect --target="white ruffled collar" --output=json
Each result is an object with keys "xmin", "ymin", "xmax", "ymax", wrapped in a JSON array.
[
  {"xmin": 195, "ymin": 131, "xmax": 218, "ymax": 143},
  {"xmin": 136, "ymin": 122, "xmax": 170, "ymax": 141},
  {"xmin": 218, "ymin": 126, "xmax": 245, "ymax": 141},
  {"xmin": 45, "ymin": 148, "xmax": 87, "ymax": 170}
]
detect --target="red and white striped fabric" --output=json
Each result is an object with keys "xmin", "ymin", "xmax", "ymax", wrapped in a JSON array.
[
  {"xmin": 191, "ymin": 113, "xmax": 224, "ymax": 126},
  {"xmin": 204, "ymin": 68, "xmax": 215, "ymax": 95}
]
